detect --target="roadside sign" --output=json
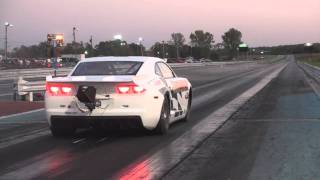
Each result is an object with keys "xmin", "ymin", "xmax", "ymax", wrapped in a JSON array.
[
  {"xmin": 47, "ymin": 34, "xmax": 64, "ymax": 47},
  {"xmin": 47, "ymin": 34, "xmax": 64, "ymax": 76},
  {"xmin": 239, "ymin": 43, "xmax": 249, "ymax": 52}
]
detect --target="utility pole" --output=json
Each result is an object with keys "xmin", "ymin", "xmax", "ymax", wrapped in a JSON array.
[
  {"xmin": 138, "ymin": 37, "xmax": 144, "ymax": 56},
  {"xmin": 4, "ymin": 26, "xmax": 7, "ymax": 62},
  {"xmin": 4, "ymin": 22, "xmax": 13, "ymax": 62},
  {"xmin": 72, "ymin": 27, "xmax": 78, "ymax": 55},
  {"xmin": 162, "ymin": 41, "xmax": 165, "ymax": 58},
  {"xmin": 72, "ymin": 27, "xmax": 77, "ymax": 43},
  {"xmin": 87, "ymin": 35, "xmax": 93, "ymax": 57},
  {"xmin": 52, "ymin": 40, "xmax": 57, "ymax": 76},
  {"xmin": 89, "ymin": 35, "xmax": 93, "ymax": 48}
]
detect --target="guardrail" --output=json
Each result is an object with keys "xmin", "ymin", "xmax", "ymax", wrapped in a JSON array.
[
  {"xmin": 14, "ymin": 77, "xmax": 45, "ymax": 101},
  {"xmin": 0, "ymin": 68, "xmax": 71, "ymax": 81}
]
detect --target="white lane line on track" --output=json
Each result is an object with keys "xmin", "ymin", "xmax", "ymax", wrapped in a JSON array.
[
  {"xmin": 114, "ymin": 62, "xmax": 289, "ymax": 180},
  {"xmin": 0, "ymin": 108, "xmax": 45, "ymax": 121},
  {"xmin": 72, "ymin": 138, "xmax": 86, "ymax": 144},
  {"xmin": 0, "ymin": 93, "xmax": 12, "ymax": 97},
  {"xmin": 0, "ymin": 83, "xmax": 13, "ymax": 87},
  {"xmin": 0, "ymin": 129, "xmax": 50, "ymax": 150},
  {"xmin": 96, "ymin": 137, "xmax": 108, "ymax": 143},
  {"xmin": 0, "ymin": 121, "xmax": 46, "ymax": 125}
]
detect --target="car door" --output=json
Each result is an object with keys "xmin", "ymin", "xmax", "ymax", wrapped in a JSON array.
[{"xmin": 157, "ymin": 62, "xmax": 189, "ymax": 119}]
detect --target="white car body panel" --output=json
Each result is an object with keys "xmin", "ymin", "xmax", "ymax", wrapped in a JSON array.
[{"xmin": 45, "ymin": 56, "xmax": 192, "ymax": 130}]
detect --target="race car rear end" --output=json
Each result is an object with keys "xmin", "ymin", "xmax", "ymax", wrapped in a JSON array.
[
  {"xmin": 45, "ymin": 58, "xmax": 168, "ymax": 136},
  {"xmin": 45, "ymin": 57, "xmax": 192, "ymax": 137},
  {"xmin": 45, "ymin": 78, "xmax": 165, "ymax": 135}
]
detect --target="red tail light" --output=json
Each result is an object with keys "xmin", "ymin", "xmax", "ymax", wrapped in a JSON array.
[
  {"xmin": 115, "ymin": 83, "xmax": 145, "ymax": 94},
  {"xmin": 46, "ymin": 83, "xmax": 75, "ymax": 96}
]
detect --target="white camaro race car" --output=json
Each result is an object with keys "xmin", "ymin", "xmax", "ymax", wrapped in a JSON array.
[{"xmin": 45, "ymin": 57, "xmax": 192, "ymax": 137}]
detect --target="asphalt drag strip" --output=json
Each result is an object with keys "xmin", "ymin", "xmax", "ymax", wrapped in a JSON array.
[
  {"xmin": 165, "ymin": 59, "xmax": 320, "ymax": 180},
  {"xmin": 114, "ymin": 61, "xmax": 288, "ymax": 179},
  {"xmin": 0, "ymin": 60, "xmax": 287, "ymax": 180}
]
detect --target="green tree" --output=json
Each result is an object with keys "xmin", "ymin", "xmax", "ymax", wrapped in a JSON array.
[
  {"xmin": 171, "ymin": 33, "xmax": 185, "ymax": 59},
  {"xmin": 181, "ymin": 44, "xmax": 192, "ymax": 58},
  {"xmin": 222, "ymin": 28, "xmax": 242, "ymax": 58},
  {"xmin": 61, "ymin": 42, "xmax": 85, "ymax": 54},
  {"xmin": 128, "ymin": 43, "xmax": 142, "ymax": 56},
  {"xmin": 84, "ymin": 42, "xmax": 94, "ymax": 57},
  {"xmin": 94, "ymin": 40, "xmax": 145, "ymax": 56},
  {"xmin": 190, "ymin": 30, "xmax": 214, "ymax": 58},
  {"xmin": 11, "ymin": 42, "xmax": 48, "ymax": 58},
  {"xmin": 151, "ymin": 42, "xmax": 164, "ymax": 58},
  {"xmin": 151, "ymin": 41, "xmax": 182, "ymax": 59}
]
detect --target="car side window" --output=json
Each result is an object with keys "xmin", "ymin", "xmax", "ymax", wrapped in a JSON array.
[
  {"xmin": 155, "ymin": 64, "xmax": 162, "ymax": 76},
  {"xmin": 158, "ymin": 63, "xmax": 175, "ymax": 78}
]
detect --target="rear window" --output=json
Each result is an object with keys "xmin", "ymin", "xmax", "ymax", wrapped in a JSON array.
[{"xmin": 72, "ymin": 61, "xmax": 143, "ymax": 76}]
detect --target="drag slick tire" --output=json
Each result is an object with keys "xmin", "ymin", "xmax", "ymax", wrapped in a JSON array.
[
  {"xmin": 154, "ymin": 96, "xmax": 170, "ymax": 135},
  {"xmin": 50, "ymin": 126, "xmax": 76, "ymax": 137}
]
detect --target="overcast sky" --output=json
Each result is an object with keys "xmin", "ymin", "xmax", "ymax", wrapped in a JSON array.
[{"xmin": 1, "ymin": 0, "xmax": 319, "ymax": 49}]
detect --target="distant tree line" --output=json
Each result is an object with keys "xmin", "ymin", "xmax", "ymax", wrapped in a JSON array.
[
  {"xmin": 254, "ymin": 43, "xmax": 320, "ymax": 55},
  {"xmin": 3, "ymin": 28, "xmax": 242, "ymax": 60},
  {"xmin": 3, "ymin": 28, "xmax": 319, "ymax": 61}
]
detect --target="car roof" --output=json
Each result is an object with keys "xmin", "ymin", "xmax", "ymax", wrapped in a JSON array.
[{"xmin": 82, "ymin": 56, "xmax": 164, "ymax": 63}]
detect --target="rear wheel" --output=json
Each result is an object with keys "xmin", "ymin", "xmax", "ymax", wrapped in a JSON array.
[
  {"xmin": 154, "ymin": 96, "xmax": 170, "ymax": 135},
  {"xmin": 50, "ymin": 125, "xmax": 75, "ymax": 138}
]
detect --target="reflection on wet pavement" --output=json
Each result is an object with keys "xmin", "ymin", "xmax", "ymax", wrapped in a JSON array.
[{"xmin": 0, "ymin": 149, "xmax": 73, "ymax": 180}]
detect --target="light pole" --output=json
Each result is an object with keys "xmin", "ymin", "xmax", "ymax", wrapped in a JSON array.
[
  {"xmin": 162, "ymin": 41, "xmax": 165, "ymax": 58},
  {"xmin": 305, "ymin": 42, "xmax": 313, "ymax": 47},
  {"xmin": 72, "ymin": 27, "xmax": 78, "ymax": 55},
  {"xmin": 114, "ymin": 34, "xmax": 123, "ymax": 46},
  {"xmin": 4, "ymin": 22, "xmax": 13, "ymax": 62},
  {"xmin": 113, "ymin": 34, "xmax": 122, "ymax": 40},
  {"xmin": 138, "ymin": 37, "xmax": 144, "ymax": 56},
  {"xmin": 72, "ymin": 27, "xmax": 78, "ymax": 43},
  {"xmin": 89, "ymin": 35, "xmax": 93, "ymax": 48},
  {"xmin": 113, "ymin": 34, "xmax": 124, "ymax": 56},
  {"xmin": 304, "ymin": 42, "xmax": 313, "ymax": 61}
]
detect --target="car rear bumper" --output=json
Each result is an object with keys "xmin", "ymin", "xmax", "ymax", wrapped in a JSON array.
[
  {"xmin": 45, "ymin": 90, "xmax": 165, "ymax": 130},
  {"xmin": 46, "ymin": 105, "xmax": 162, "ymax": 130},
  {"xmin": 50, "ymin": 115, "xmax": 143, "ymax": 129}
]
